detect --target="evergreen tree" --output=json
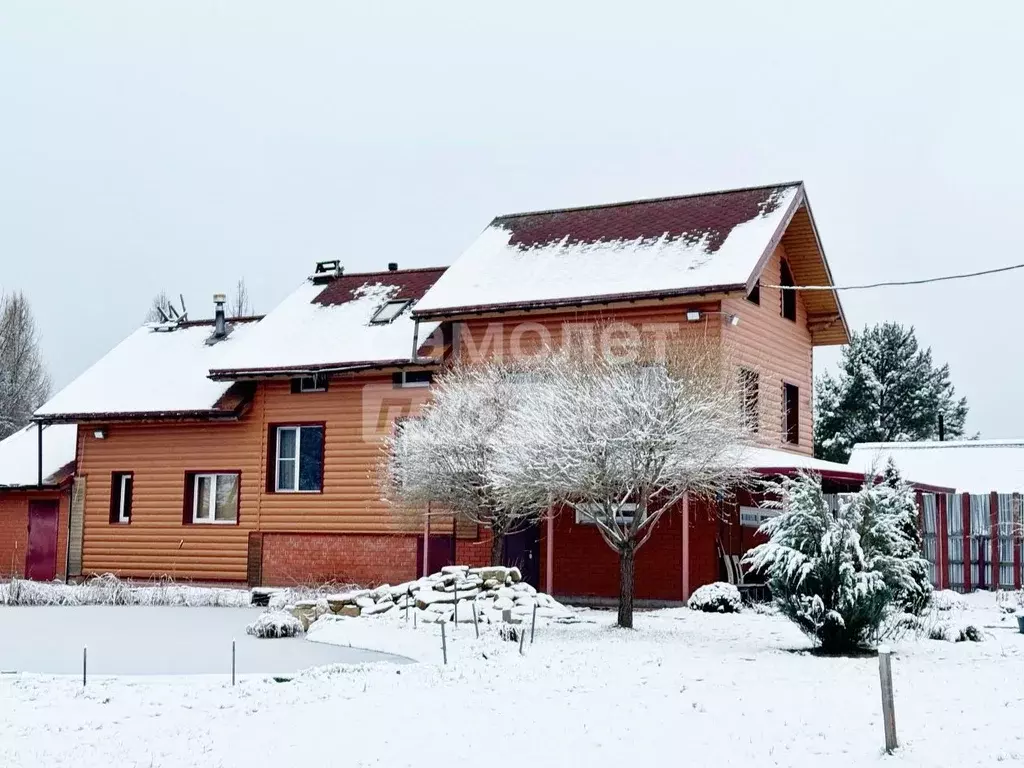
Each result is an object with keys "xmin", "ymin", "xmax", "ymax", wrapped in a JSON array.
[{"xmin": 814, "ymin": 322, "xmax": 968, "ymax": 462}]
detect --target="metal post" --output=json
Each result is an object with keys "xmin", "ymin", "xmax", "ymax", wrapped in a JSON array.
[
  {"xmin": 878, "ymin": 646, "xmax": 898, "ymax": 753},
  {"xmin": 232, "ymin": 639, "xmax": 236, "ymax": 686},
  {"xmin": 453, "ymin": 581, "xmax": 458, "ymax": 628},
  {"xmin": 440, "ymin": 622, "xmax": 447, "ymax": 665},
  {"xmin": 82, "ymin": 646, "xmax": 87, "ymax": 686},
  {"xmin": 37, "ymin": 423, "xmax": 44, "ymax": 488},
  {"xmin": 405, "ymin": 587, "xmax": 411, "ymax": 622},
  {"xmin": 471, "ymin": 601, "xmax": 479, "ymax": 639},
  {"xmin": 530, "ymin": 602, "xmax": 537, "ymax": 644},
  {"xmin": 518, "ymin": 622, "xmax": 526, "ymax": 656}
]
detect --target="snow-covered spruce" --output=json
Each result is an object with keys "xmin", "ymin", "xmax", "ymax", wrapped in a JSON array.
[
  {"xmin": 744, "ymin": 471, "xmax": 932, "ymax": 654},
  {"xmin": 246, "ymin": 610, "xmax": 304, "ymax": 639},
  {"xmin": 285, "ymin": 565, "xmax": 572, "ymax": 629},
  {"xmin": 687, "ymin": 583, "xmax": 742, "ymax": 613}
]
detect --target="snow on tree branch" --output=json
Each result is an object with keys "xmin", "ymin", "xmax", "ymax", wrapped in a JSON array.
[{"xmin": 0, "ymin": 291, "xmax": 52, "ymax": 439}]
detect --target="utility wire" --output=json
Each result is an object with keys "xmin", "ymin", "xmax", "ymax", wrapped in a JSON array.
[{"xmin": 764, "ymin": 261, "xmax": 1024, "ymax": 291}]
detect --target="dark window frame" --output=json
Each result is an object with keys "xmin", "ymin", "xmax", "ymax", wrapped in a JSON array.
[
  {"xmin": 268, "ymin": 422, "xmax": 326, "ymax": 494},
  {"xmin": 780, "ymin": 260, "xmax": 797, "ymax": 322},
  {"xmin": 109, "ymin": 471, "xmax": 134, "ymax": 524},
  {"xmin": 291, "ymin": 373, "xmax": 329, "ymax": 393},
  {"xmin": 182, "ymin": 470, "xmax": 242, "ymax": 525},
  {"xmin": 783, "ymin": 382, "xmax": 800, "ymax": 445},
  {"xmin": 392, "ymin": 370, "xmax": 433, "ymax": 388},
  {"xmin": 370, "ymin": 299, "xmax": 412, "ymax": 325}
]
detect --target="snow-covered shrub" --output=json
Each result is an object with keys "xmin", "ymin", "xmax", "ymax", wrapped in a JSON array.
[
  {"xmin": 246, "ymin": 611, "xmax": 304, "ymax": 639},
  {"xmin": 932, "ymin": 590, "xmax": 966, "ymax": 612},
  {"xmin": 995, "ymin": 589, "xmax": 1020, "ymax": 614},
  {"xmin": 956, "ymin": 625, "xmax": 984, "ymax": 643},
  {"xmin": 0, "ymin": 574, "xmax": 252, "ymax": 607},
  {"xmin": 687, "ymin": 582, "xmax": 742, "ymax": 613},
  {"xmin": 744, "ymin": 472, "xmax": 932, "ymax": 654}
]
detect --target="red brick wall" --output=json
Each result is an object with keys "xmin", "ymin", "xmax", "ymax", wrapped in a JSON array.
[
  {"xmin": 0, "ymin": 489, "xmax": 70, "ymax": 580},
  {"xmin": 261, "ymin": 532, "xmax": 419, "ymax": 587},
  {"xmin": 455, "ymin": 529, "xmax": 493, "ymax": 569}
]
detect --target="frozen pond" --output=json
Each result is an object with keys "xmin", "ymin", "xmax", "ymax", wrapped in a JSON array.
[{"xmin": 0, "ymin": 606, "xmax": 409, "ymax": 676}]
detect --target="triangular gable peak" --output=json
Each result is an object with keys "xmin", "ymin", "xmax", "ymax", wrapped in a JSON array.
[{"xmin": 414, "ymin": 181, "xmax": 849, "ymax": 346}]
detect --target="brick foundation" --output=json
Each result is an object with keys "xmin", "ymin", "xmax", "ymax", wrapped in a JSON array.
[{"xmin": 260, "ymin": 532, "xmax": 419, "ymax": 587}]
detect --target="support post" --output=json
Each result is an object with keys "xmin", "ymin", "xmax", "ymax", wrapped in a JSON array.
[
  {"xmin": 37, "ymin": 423, "xmax": 43, "ymax": 488},
  {"xmin": 82, "ymin": 646, "xmax": 87, "ymax": 686},
  {"xmin": 545, "ymin": 510, "xmax": 554, "ymax": 597},
  {"xmin": 423, "ymin": 508, "xmax": 430, "ymax": 578},
  {"xmin": 232, "ymin": 638, "xmax": 236, "ymax": 686},
  {"xmin": 990, "ymin": 492, "xmax": 1000, "ymax": 591},
  {"xmin": 681, "ymin": 493, "xmax": 691, "ymax": 601},
  {"xmin": 878, "ymin": 646, "xmax": 898, "ymax": 753},
  {"xmin": 962, "ymin": 494, "xmax": 972, "ymax": 592},
  {"xmin": 471, "ymin": 601, "xmax": 479, "ymax": 639},
  {"xmin": 1015, "ymin": 492, "xmax": 1022, "ymax": 591},
  {"xmin": 530, "ymin": 603, "xmax": 537, "ymax": 644},
  {"xmin": 453, "ymin": 581, "xmax": 458, "ymax": 628},
  {"xmin": 440, "ymin": 622, "xmax": 447, "ymax": 665}
]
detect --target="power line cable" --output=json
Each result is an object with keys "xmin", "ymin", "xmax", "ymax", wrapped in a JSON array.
[{"xmin": 764, "ymin": 262, "xmax": 1024, "ymax": 291}]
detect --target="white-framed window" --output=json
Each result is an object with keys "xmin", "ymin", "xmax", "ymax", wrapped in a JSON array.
[
  {"xmin": 370, "ymin": 299, "xmax": 411, "ymax": 325},
  {"xmin": 392, "ymin": 370, "xmax": 433, "ymax": 388},
  {"xmin": 740, "ymin": 505, "xmax": 777, "ymax": 528},
  {"xmin": 191, "ymin": 473, "xmax": 239, "ymax": 524},
  {"xmin": 296, "ymin": 373, "xmax": 328, "ymax": 393},
  {"xmin": 574, "ymin": 502, "xmax": 639, "ymax": 526},
  {"xmin": 275, "ymin": 425, "xmax": 325, "ymax": 492},
  {"xmin": 111, "ymin": 472, "xmax": 133, "ymax": 524}
]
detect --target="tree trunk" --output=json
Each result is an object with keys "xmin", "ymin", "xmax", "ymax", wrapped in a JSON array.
[
  {"xmin": 490, "ymin": 529, "xmax": 504, "ymax": 566},
  {"xmin": 617, "ymin": 546, "xmax": 636, "ymax": 629}
]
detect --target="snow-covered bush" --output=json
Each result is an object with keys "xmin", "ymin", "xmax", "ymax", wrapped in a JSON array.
[
  {"xmin": 0, "ymin": 574, "xmax": 252, "ymax": 607},
  {"xmin": 246, "ymin": 610, "xmax": 304, "ymax": 639},
  {"xmin": 744, "ymin": 472, "xmax": 932, "ymax": 654},
  {"xmin": 932, "ymin": 589, "xmax": 966, "ymax": 612},
  {"xmin": 687, "ymin": 582, "xmax": 742, "ymax": 613}
]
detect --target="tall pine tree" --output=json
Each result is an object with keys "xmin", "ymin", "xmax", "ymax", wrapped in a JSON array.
[{"xmin": 814, "ymin": 322, "xmax": 968, "ymax": 462}]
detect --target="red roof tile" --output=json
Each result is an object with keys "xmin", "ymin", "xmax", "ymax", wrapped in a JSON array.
[{"xmin": 314, "ymin": 267, "xmax": 447, "ymax": 307}]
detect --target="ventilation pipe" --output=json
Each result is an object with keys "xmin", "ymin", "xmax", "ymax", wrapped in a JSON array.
[
  {"xmin": 213, "ymin": 293, "xmax": 227, "ymax": 338},
  {"xmin": 388, "ymin": 262, "xmax": 399, "ymax": 272}
]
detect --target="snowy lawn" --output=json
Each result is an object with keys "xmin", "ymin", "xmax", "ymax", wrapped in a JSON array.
[
  {"xmin": 0, "ymin": 606, "xmax": 406, "ymax": 676},
  {"xmin": 2, "ymin": 593, "xmax": 1024, "ymax": 767}
]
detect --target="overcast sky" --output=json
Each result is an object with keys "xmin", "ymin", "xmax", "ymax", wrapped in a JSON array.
[{"xmin": 2, "ymin": 1, "xmax": 1022, "ymax": 436}]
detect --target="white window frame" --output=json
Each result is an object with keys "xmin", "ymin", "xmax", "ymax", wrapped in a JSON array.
[
  {"xmin": 370, "ymin": 299, "xmax": 411, "ymax": 325},
  {"xmin": 274, "ymin": 426, "xmax": 322, "ymax": 493},
  {"xmin": 394, "ymin": 370, "xmax": 432, "ymax": 388},
  {"xmin": 116, "ymin": 473, "xmax": 132, "ymax": 523},
  {"xmin": 574, "ymin": 502, "xmax": 639, "ymax": 526},
  {"xmin": 297, "ymin": 373, "xmax": 328, "ymax": 393},
  {"xmin": 192, "ymin": 473, "xmax": 239, "ymax": 524},
  {"xmin": 740, "ymin": 505, "xmax": 777, "ymax": 528}
]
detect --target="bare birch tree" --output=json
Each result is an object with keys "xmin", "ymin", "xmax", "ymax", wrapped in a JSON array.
[
  {"xmin": 0, "ymin": 292, "xmax": 52, "ymax": 439},
  {"xmin": 145, "ymin": 290, "xmax": 172, "ymax": 323},
  {"xmin": 229, "ymin": 278, "xmax": 252, "ymax": 318},
  {"xmin": 491, "ymin": 342, "xmax": 751, "ymax": 628},
  {"xmin": 382, "ymin": 360, "xmax": 544, "ymax": 566}
]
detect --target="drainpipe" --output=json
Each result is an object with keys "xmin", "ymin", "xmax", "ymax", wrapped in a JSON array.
[
  {"xmin": 410, "ymin": 319, "xmax": 421, "ymax": 363},
  {"xmin": 37, "ymin": 421, "xmax": 44, "ymax": 488}
]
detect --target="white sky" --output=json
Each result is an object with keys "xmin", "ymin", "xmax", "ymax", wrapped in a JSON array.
[{"xmin": 2, "ymin": 1, "xmax": 1022, "ymax": 436}]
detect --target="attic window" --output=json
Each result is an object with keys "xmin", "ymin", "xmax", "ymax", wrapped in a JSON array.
[
  {"xmin": 780, "ymin": 260, "xmax": 796, "ymax": 322},
  {"xmin": 292, "ymin": 373, "xmax": 329, "ymax": 393},
  {"xmin": 746, "ymin": 280, "xmax": 760, "ymax": 305},
  {"xmin": 370, "ymin": 300, "xmax": 412, "ymax": 325},
  {"xmin": 393, "ymin": 370, "xmax": 433, "ymax": 388}
]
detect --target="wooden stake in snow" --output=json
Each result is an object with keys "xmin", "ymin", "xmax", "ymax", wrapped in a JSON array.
[
  {"xmin": 82, "ymin": 646, "xmax": 87, "ymax": 687},
  {"xmin": 878, "ymin": 646, "xmax": 898, "ymax": 753},
  {"xmin": 471, "ymin": 601, "xmax": 479, "ymax": 639},
  {"xmin": 530, "ymin": 603, "xmax": 537, "ymax": 644},
  {"xmin": 405, "ymin": 587, "xmax": 411, "ymax": 622},
  {"xmin": 440, "ymin": 622, "xmax": 448, "ymax": 665},
  {"xmin": 518, "ymin": 621, "xmax": 526, "ymax": 656},
  {"xmin": 453, "ymin": 582, "xmax": 458, "ymax": 628},
  {"xmin": 231, "ymin": 638, "xmax": 236, "ymax": 687}
]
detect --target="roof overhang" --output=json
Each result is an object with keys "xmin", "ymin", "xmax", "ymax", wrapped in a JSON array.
[
  {"xmin": 32, "ymin": 407, "xmax": 249, "ymax": 425},
  {"xmin": 207, "ymin": 357, "xmax": 442, "ymax": 382},
  {"xmin": 751, "ymin": 466, "xmax": 953, "ymax": 493}
]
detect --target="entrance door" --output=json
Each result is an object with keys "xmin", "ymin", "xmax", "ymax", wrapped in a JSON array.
[
  {"xmin": 503, "ymin": 524, "xmax": 540, "ymax": 587},
  {"xmin": 26, "ymin": 500, "xmax": 59, "ymax": 581}
]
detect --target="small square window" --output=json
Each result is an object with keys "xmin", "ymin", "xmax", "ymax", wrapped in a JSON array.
[
  {"xmin": 392, "ymin": 370, "xmax": 433, "ymax": 388},
  {"xmin": 274, "ymin": 425, "xmax": 324, "ymax": 492},
  {"xmin": 370, "ymin": 299, "xmax": 411, "ymax": 325},
  {"xmin": 110, "ymin": 472, "xmax": 133, "ymax": 523},
  {"xmin": 293, "ymin": 373, "xmax": 329, "ymax": 393},
  {"xmin": 187, "ymin": 473, "xmax": 239, "ymax": 524}
]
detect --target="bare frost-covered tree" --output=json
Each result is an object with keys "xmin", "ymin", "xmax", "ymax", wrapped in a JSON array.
[
  {"xmin": 0, "ymin": 292, "xmax": 52, "ymax": 438},
  {"xmin": 229, "ymin": 278, "xmax": 252, "ymax": 318},
  {"xmin": 382, "ymin": 361, "xmax": 544, "ymax": 565},
  {"xmin": 145, "ymin": 290, "xmax": 172, "ymax": 323},
  {"xmin": 492, "ymin": 341, "xmax": 751, "ymax": 628}
]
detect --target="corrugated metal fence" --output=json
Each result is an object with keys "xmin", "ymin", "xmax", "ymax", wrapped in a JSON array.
[{"xmin": 917, "ymin": 492, "xmax": 1022, "ymax": 592}]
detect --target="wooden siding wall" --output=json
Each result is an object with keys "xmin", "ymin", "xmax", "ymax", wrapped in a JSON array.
[
  {"xmin": 722, "ymin": 244, "xmax": 814, "ymax": 454},
  {"xmin": 76, "ymin": 374, "xmax": 432, "ymax": 581},
  {"xmin": 0, "ymin": 489, "xmax": 70, "ymax": 579}
]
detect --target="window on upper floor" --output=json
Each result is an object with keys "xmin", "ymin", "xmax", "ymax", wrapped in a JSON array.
[
  {"xmin": 746, "ymin": 280, "xmax": 761, "ymax": 305},
  {"xmin": 780, "ymin": 260, "xmax": 797, "ymax": 322},
  {"xmin": 185, "ymin": 472, "xmax": 239, "ymax": 524},
  {"xmin": 292, "ymin": 373, "xmax": 329, "ymax": 393},
  {"xmin": 392, "ymin": 370, "xmax": 433, "ymax": 388},
  {"xmin": 783, "ymin": 383, "xmax": 800, "ymax": 445},
  {"xmin": 739, "ymin": 368, "xmax": 760, "ymax": 433},
  {"xmin": 272, "ymin": 424, "xmax": 325, "ymax": 492},
  {"xmin": 109, "ymin": 472, "xmax": 133, "ymax": 524}
]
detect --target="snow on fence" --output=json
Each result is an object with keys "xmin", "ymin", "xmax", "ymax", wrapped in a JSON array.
[{"xmin": 916, "ymin": 492, "xmax": 1023, "ymax": 593}]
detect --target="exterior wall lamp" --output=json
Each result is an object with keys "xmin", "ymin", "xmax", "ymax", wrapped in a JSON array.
[
  {"xmin": 93, "ymin": 427, "xmax": 107, "ymax": 440},
  {"xmin": 685, "ymin": 310, "xmax": 740, "ymax": 326}
]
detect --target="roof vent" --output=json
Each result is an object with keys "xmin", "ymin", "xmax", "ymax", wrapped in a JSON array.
[
  {"xmin": 388, "ymin": 262, "xmax": 399, "ymax": 272},
  {"xmin": 312, "ymin": 260, "xmax": 344, "ymax": 284},
  {"xmin": 212, "ymin": 293, "xmax": 227, "ymax": 339}
]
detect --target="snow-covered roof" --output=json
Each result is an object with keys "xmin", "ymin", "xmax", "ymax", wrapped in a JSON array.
[
  {"xmin": 414, "ymin": 183, "xmax": 802, "ymax": 317},
  {"xmin": 35, "ymin": 320, "xmax": 263, "ymax": 420},
  {"xmin": 0, "ymin": 423, "xmax": 77, "ymax": 488},
  {"xmin": 209, "ymin": 268, "xmax": 446, "ymax": 378},
  {"xmin": 849, "ymin": 440, "xmax": 1024, "ymax": 493}
]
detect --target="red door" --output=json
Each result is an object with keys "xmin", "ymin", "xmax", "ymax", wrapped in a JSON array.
[{"xmin": 26, "ymin": 500, "xmax": 59, "ymax": 581}]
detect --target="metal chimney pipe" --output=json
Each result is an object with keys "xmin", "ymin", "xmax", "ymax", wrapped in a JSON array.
[
  {"xmin": 388, "ymin": 262, "xmax": 398, "ymax": 272},
  {"xmin": 213, "ymin": 293, "xmax": 227, "ymax": 338}
]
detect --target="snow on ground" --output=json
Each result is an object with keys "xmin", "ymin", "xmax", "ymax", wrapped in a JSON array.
[{"xmin": 2, "ymin": 591, "xmax": 1024, "ymax": 766}]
